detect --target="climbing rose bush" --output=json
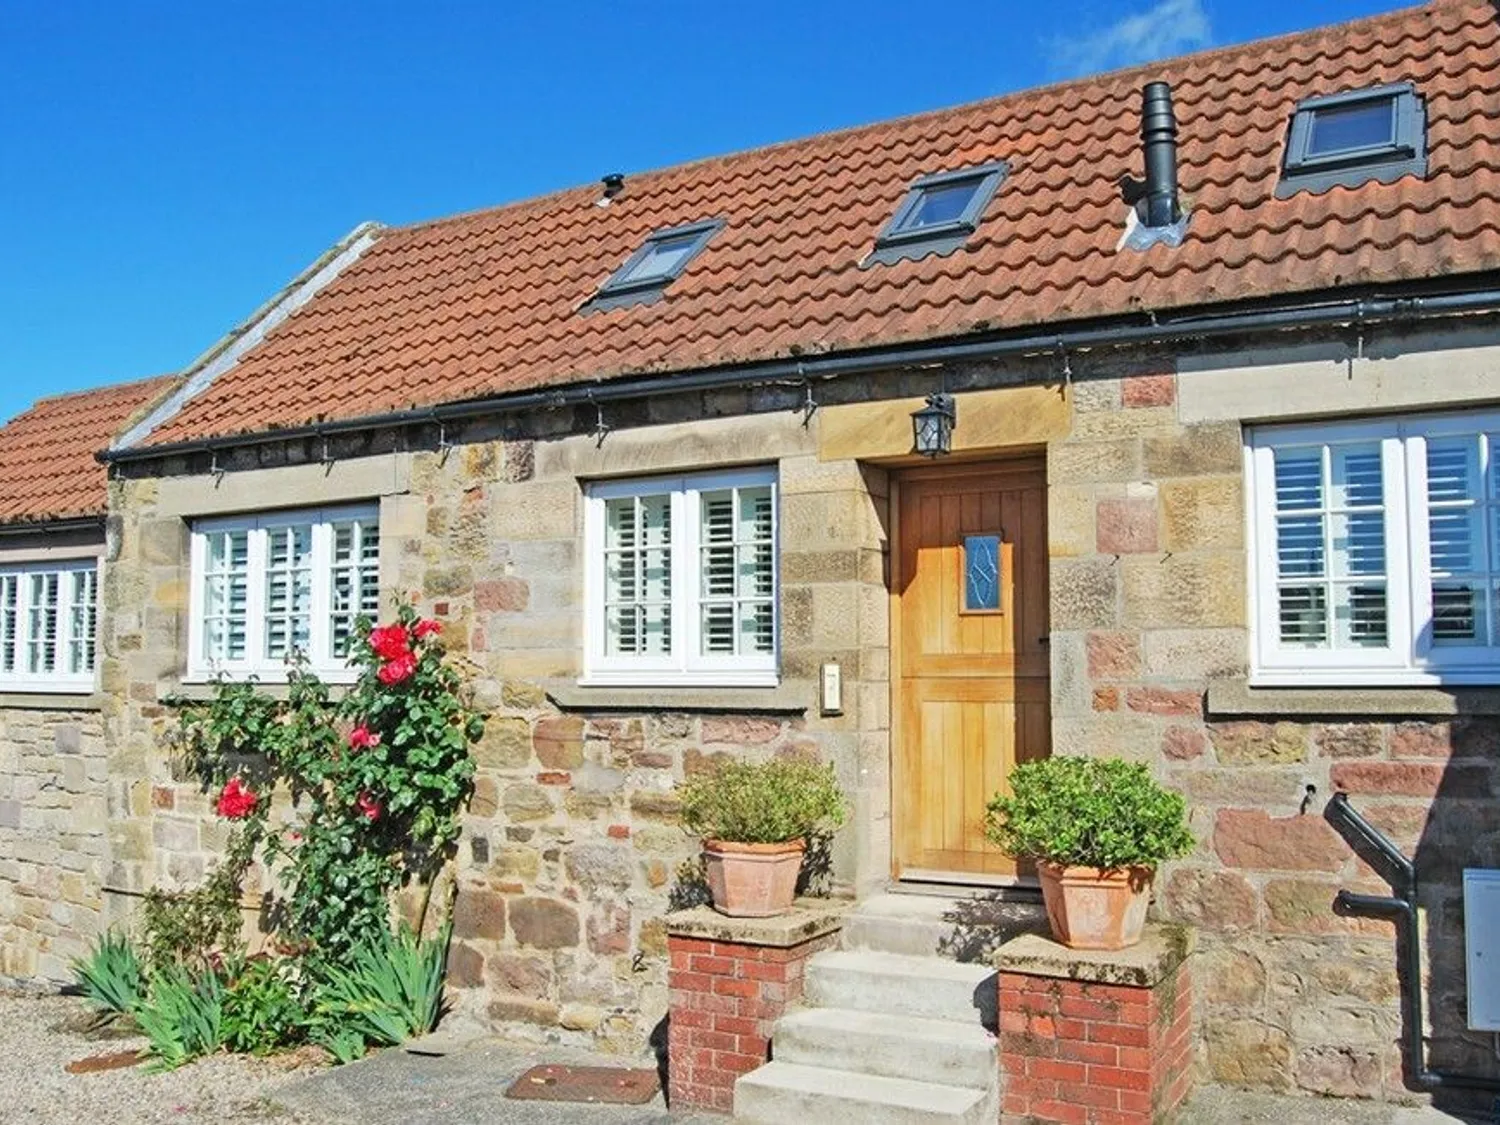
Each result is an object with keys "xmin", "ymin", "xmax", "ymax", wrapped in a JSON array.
[{"xmin": 173, "ymin": 601, "xmax": 484, "ymax": 958}]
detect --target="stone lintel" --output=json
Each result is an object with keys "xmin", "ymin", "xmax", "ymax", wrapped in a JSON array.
[
  {"xmin": 665, "ymin": 897, "xmax": 852, "ymax": 948},
  {"xmin": 548, "ymin": 682, "xmax": 809, "ymax": 714},
  {"xmin": 1207, "ymin": 676, "xmax": 1500, "ymax": 718},
  {"xmin": 994, "ymin": 922, "xmax": 1195, "ymax": 988}
]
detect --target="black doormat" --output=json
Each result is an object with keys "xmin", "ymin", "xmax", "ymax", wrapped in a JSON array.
[{"xmin": 504, "ymin": 1064, "xmax": 660, "ymax": 1104}]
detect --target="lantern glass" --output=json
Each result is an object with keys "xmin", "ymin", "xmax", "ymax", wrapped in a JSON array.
[{"xmin": 911, "ymin": 394, "xmax": 956, "ymax": 457}]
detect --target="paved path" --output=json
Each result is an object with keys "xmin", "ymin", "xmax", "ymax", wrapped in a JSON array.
[{"xmin": 267, "ymin": 1033, "xmax": 1498, "ymax": 1125}]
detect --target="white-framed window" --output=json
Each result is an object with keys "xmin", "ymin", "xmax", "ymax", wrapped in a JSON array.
[
  {"xmin": 1247, "ymin": 410, "xmax": 1500, "ymax": 686},
  {"xmin": 0, "ymin": 559, "xmax": 99, "ymax": 693},
  {"xmin": 187, "ymin": 504, "xmax": 380, "ymax": 682},
  {"xmin": 582, "ymin": 467, "xmax": 778, "ymax": 687}
]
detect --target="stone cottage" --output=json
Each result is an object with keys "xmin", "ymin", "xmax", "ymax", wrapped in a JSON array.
[
  {"xmin": 6, "ymin": 0, "xmax": 1500, "ymax": 1115},
  {"xmin": 0, "ymin": 375, "xmax": 177, "ymax": 979}
]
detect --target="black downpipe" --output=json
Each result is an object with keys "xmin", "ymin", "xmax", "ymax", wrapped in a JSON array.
[
  {"xmin": 1327, "ymin": 792, "xmax": 1500, "ymax": 1093},
  {"xmin": 1141, "ymin": 82, "xmax": 1181, "ymax": 227}
]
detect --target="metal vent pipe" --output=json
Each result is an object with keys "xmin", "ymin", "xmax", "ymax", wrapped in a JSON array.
[{"xmin": 1141, "ymin": 81, "xmax": 1181, "ymax": 227}]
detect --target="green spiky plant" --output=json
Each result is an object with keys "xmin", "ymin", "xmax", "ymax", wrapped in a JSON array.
[{"xmin": 69, "ymin": 931, "xmax": 145, "ymax": 1020}]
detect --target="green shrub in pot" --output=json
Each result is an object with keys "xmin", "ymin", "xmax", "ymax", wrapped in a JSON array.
[{"xmin": 985, "ymin": 756, "xmax": 1193, "ymax": 949}]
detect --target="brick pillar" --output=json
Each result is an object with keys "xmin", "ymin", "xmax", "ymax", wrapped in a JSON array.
[
  {"xmin": 995, "ymin": 923, "xmax": 1196, "ymax": 1125},
  {"xmin": 665, "ymin": 899, "xmax": 846, "ymax": 1114}
]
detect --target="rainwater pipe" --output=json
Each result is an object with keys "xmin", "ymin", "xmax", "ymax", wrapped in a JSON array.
[{"xmin": 1327, "ymin": 791, "xmax": 1500, "ymax": 1093}]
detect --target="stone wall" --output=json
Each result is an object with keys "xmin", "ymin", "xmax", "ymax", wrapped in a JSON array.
[
  {"xmin": 100, "ymin": 400, "xmax": 892, "ymax": 1053},
  {"xmin": 0, "ymin": 704, "xmax": 108, "ymax": 982},
  {"xmin": 1048, "ymin": 356, "xmax": 1500, "ymax": 1098}
]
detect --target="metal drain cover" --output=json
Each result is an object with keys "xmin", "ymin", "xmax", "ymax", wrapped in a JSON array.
[{"xmin": 504, "ymin": 1064, "xmax": 660, "ymax": 1104}]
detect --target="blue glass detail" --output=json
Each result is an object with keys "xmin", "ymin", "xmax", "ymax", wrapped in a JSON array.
[{"xmin": 964, "ymin": 535, "xmax": 1001, "ymax": 611}]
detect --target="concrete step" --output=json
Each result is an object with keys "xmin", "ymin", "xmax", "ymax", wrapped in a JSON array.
[
  {"xmin": 772, "ymin": 1006, "xmax": 996, "ymax": 1088},
  {"xmin": 841, "ymin": 891, "xmax": 1047, "ymax": 961},
  {"xmin": 735, "ymin": 1061, "xmax": 994, "ymax": 1125},
  {"xmin": 804, "ymin": 950, "xmax": 996, "ymax": 1026}
]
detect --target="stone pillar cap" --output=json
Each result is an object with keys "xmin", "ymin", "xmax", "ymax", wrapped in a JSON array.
[
  {"xmin": 665, "ymin": 897, "xmax": 851, "ymax": 948},
  {"xmin": 993, "ymin": 922, "xmax": 1195, "ymax": 988}
]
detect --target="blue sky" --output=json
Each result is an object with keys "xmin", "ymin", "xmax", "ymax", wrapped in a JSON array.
[{"xmin": 0, "ymin": 0, "xmax": 1398, "ymax": 424}]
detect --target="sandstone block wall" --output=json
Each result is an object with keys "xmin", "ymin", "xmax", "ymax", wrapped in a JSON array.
[
  {"xmin": 1050, "ymin": 359, "xmax": 1500, "ymax": 1098},
  {"xmin": 0, "ymin": 705, "xmax": 108, "ymax": 981}
]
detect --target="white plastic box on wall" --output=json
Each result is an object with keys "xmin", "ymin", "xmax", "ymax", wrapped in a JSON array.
[{"xmin": 1464, "ymin": 868, "xmax": 1500, "ymax": 1031}]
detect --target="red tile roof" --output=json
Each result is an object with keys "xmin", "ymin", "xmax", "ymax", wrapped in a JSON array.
[
  {"xmin": 144, "ymin": 1, "xmax": 1500, "ymax": 447},
  {"xmin": 0, "ymin": 376, "xmax": 178, "ymax": 524}
]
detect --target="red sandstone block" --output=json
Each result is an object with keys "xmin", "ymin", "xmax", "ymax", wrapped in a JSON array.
[
  {"xmin": 1090, "ymin": 1021, "xmax": 1150, "ymax": 1047},
  {"xmin": 1122, "ymin": 371, "xmax": 1175, "ymax": 408},
  {"xmin": 1089, "ymin": 1064, "xmax": 1153, "ymax": 1092},
  {"xmin": 1125, "ymin": 686, "xmax": 1202, "ymax": 718},
  {"xmin": 1029, "ymin": 1057, "xmax": 1087, "ymax": 1083}
]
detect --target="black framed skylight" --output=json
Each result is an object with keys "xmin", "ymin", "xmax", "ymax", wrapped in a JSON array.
[
  {"xmin": 1277, "ymin": 82, "xmax": 1426, "ymax": 198},
  {"xmin": 588, "ymin": 219, "xmax": 725, "ymax": 311},
  {"xmin": 867, "ymin": 162, "xmax": 1009, "ymax": 267}
]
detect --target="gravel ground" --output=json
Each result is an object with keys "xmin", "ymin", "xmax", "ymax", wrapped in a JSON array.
[{"xmin": 0, "ymin": 990, "xmax": 346, "ymax": 1125}]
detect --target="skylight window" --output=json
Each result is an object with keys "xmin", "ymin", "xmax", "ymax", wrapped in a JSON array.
[
  {"xmin": 867, "ymin": 162, "xmax": 1009, "ymax": 267},
  {"xmin": 588, "ymin": 219, "xmax": 724, "ymax": 311},
  {"xmin": 1278, "ymin": 83, "xmax": 1426, "ymax": 198}
]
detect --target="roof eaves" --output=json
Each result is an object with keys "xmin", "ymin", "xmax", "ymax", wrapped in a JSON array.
[{"xmin": 113, "ymin": 221, "xmax": 385, "ymax": 451}]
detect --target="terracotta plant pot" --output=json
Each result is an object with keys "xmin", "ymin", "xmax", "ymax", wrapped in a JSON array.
[
  {"xmin": 1036, "ymin": 860, "xmax": 1155, "ymax": 950},
  {"xmin": 701, "ymin": 838, "xmax": 806, "ymax": 918}
]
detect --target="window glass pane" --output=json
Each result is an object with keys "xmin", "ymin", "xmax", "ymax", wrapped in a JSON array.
[
  {"xmin": 1271, "ymin": 442, "xmax": 1388, "ymax": 650},
  {"xmin": 1427, "ymin": 436, "xmax": 1491, "ymax": 646},
  {"xmin": 0, "ymin": 575, "xmax": 15, "ymax": 674},
  {"xmin": 202, "ymin": 529, "xmax": 249, "ymax": 663},
  {"xmin": 897, "ymin": 180, "xmax": 979, "ymax": 232},
  {"xmin": 604, "ymin": 494, "xmax": 672, "ymax": 656},
  {"xmin": 963, "ymin": 535, "xmax": 1001, "ymax": 611},
  {"xmin": 698, "ymin": 485, "xmax": 775, "ymax": 656},
  {"xmin": 1308, "ymin": 99, "xmax": 1396, "ymax": 156},
  {"xmin": 26, "ymin": 572, "xmax": 59, "ymax": 674},
  {"xmin": 329, "ymin": 518, "xmax": 380, "ymax": 659},
  {"xmin": 619, "ymin": 234, "xmax": 698, "ymax": 284},
  {"xmin": 67, "ymin": 568, "xmax": 97, "ymax": 676},
  {"xmin": 264, "ymin": 524, "xmax": 313, "ymax": 661}
]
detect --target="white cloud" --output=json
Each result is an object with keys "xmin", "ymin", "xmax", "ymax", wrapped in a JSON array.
[{"xmin": 1046, "ymin": 0, "xmax": 1214, "ymax": 79}]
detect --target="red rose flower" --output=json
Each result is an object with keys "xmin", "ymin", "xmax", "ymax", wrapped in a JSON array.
[
  {"xmin": 356, "ymin": 791, "xmax": 382, "ymax": 821},
  {"xmin": 414, "ymin": 618, "xmax": 442, "ymax": 639},
  {"xmin": 215, "ymin": 776, "xmax": 258, "ymax": 820},
  {"xmin": 377, "ymin": 652, "xmax": 417, "ymax": 686},
  {"xmin": 348, "ymin": 723, "xmax": 381, "ymax": 751},
  {"xmin": 368, "ymin": 623, "xmax": 411, "ymax": 662}
]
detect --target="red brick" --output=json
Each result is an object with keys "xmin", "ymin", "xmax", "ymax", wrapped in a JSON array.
[
  {"xmin": 743, "ymin": 959, "xmax": 791, "ymax": 982},
  {"xmin": 670, "ymin": 970, "xmax": 712, "ymax": 993},
  {"xmin": 1070, "ymin": 1082, "xmax": 1123, "ymax": 1109},
  {"xmin": 712, "ymin": 976, "xmax": 756, "ymax": 998},
  {"xmin": 1126, "ymin": 687, "xmax": 1202, "ymax": 717},
  {"xmin": 1090, "ymin": 1021, "xmax": 1150, "ymax": 1047},
  {"xmin": 1057, "ymin": 1039, "xmax": 1117, "ymax": 1065},
  {"xmin": 691, "ymin": 954, "xmax": 735, "ymax": 975},
  {"xmin": 1089, "ymin": 1065, "xmax": 1153, "ymax": 1091},
  {"xmin": 1059, "ymin": 995, "xmax": 1123, "ymax": 1021},
  {"xmin": 1031, "ymin": 1099, "xmax": 1089, "ymax": 1125},
  {"xmin": 1029, "ymin": 1057, "xmax": 1088, "ymax": 1083}
]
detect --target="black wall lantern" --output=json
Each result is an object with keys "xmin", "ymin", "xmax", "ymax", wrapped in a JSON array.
[{"xmin": 911, "ymin": 393, "xmax": 956, "ymax": 457}]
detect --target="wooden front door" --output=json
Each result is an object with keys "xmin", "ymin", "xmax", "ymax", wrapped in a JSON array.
[{"xmin": 893, "ymin": 458, "xmax": 1051, "ymax": 880}]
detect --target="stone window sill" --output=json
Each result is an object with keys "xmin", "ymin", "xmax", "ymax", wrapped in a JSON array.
[
  {"xmin": 163, "ymin": 682, "xmax": 350, "ymax": 704},
  {"xmin": 0, "ymin": 692, "xmax": 102, "ymax": 711},
  {"xmin": 1207, "ymin": 676, "xmax": 1500, "ymax": 718},
  {"xmin": 548, "ymin": 682, "xmax": 809, "ymax": 713}
]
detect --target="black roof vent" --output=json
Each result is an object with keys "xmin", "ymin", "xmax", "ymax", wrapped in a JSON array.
[
  {"xmin": 602, "ymin": 173, "xmax": 625, "ymax": 196},
  {"xmin": 1141, "ymin": 82, "xmax": 1181, "ymax": 227}
]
